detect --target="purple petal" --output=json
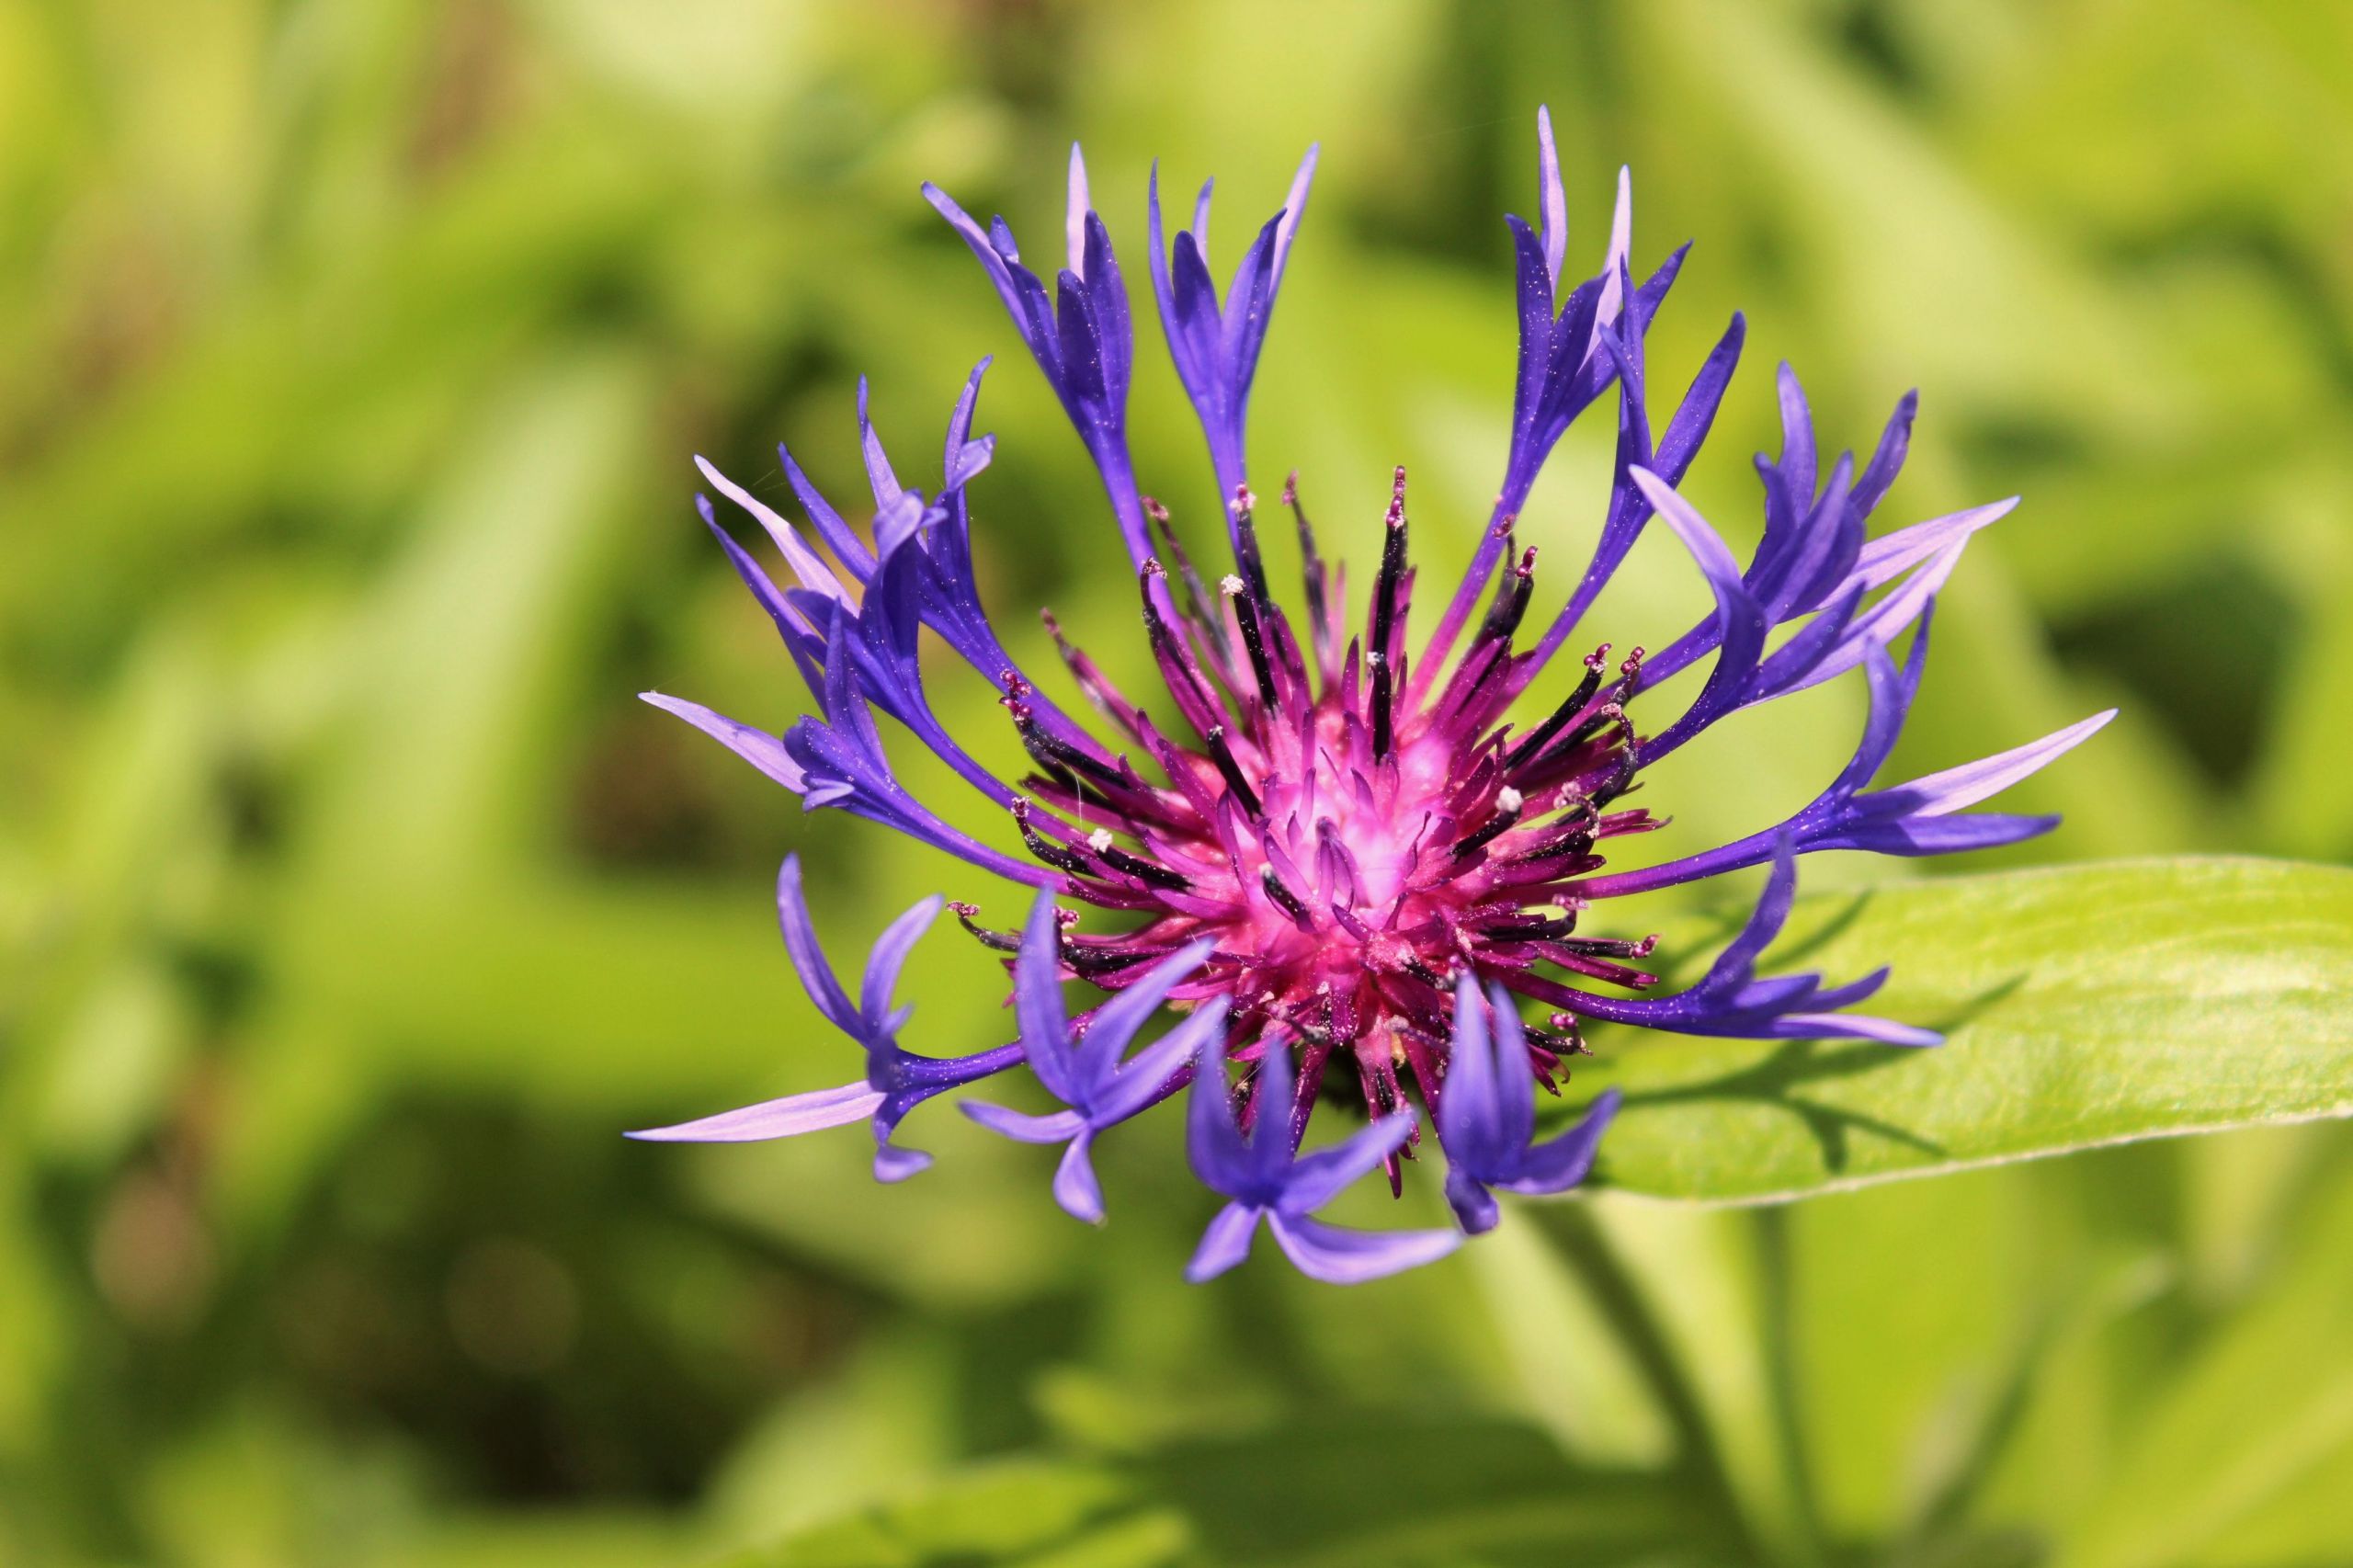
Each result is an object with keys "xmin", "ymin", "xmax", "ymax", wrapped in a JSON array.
[
  {"xmin": 1482, "ymin": 983, "xmax": 1538, "ymax": 1152},
  {"xmin": 696, "ymin": 501, "xmax": 825, "ymax": 695},
  {"xmin": 779, "ymin": 438, "xmax": 875, "ymax": 581},
  {"xmin": 1853, "ymin": 499, "xmax": 2015, "ymax": 591},
  {"xmin": 1271, "ymin": 143, "xmax": 1320, "ymax": 279},
  {"xmin": 1245, "ymin": 1033, "xmax": 1306, "ymax": 1191},
  {"xmin": 1435, "ymin": 973, "xmax": 1505, "ymax": 1164},
  {"xmin": 872, "ymin": 492, "xmax": 927, "ymax": 561},
  {"xmin": 1095, "ymin": 999, "xmax": 1228, "ymax": 1127},
  {"xmin": 1634, "ymin": 466, "xmax": 1770, "ymax": 749},
  {"xmin": 949, "ymin": 437, "xmax": 993, "ymax": 499},
  {"xmin": 1185, "ymin": 1028, "xmax": 1254, "ymax": 1197},
  {"xmin": 1535, "ymin": 107, "xmax": 1566, "ymax": 290},
  {"xmin": 1519, "ymin": 311, "xmax": 1748, "ymax": 673},
  {"xmin": 1499, "ymin": 1089, "xmax": 1620, "ymax": 1195},
  {"xmin": 1762, "ymin": 451, "xmax": 1855, "ymax": 617},
  {"xmin": 775, "ymin": 856, "xmax": 858, "ymax": 1036},
  {"xmin": 1772, "ymin": 363, "xmax": 1818, "ymax": 509},
  {"xmin": 921, "ymin": 180, "xmax": 1029, "ymax": 328},
  {"xmin": 860, "ymin": 895, "xmax": 944, "ymax": 1026},
  {"xmin": 695, "ymin": 456, "xmax": 850, "ymax": 605},
  {"xmin": 1660, "ymin": 313, "xmax": 1747, "ymax": 480},
  {"xmin": 1865, "ymin": 710, "xmax": 2118, "ymax": 819},
  {"xmin": 1185, "ymin": 1200, "xmax": 1262, "ymax": 1282},
  {"xmin": 1828, "ymin": 811, "xmax": 2063, "ymax": 858},
  {"xmin": 1012, "ymin": 890, "xmax": 1079, "ymax": 1103},
  {"xmin": 942, "ymin": 358, "xmax": 990, "ymax": 470},
  {"xmin": 1083, "ymin": 937, "xmax": 1217, "ymax": 1064},
  {"xmin": 641, "ymin": 693, "xmax": 806, "ymax": 794},
  {"xmin": 1267, "ymin": 1213, "xmax": 1461, "ymax": 1286},
  {"xmin": 1852, "ymin": 391, "xmax": 1918, "ymax": 515},
  {"xmin": 1709, "ymin": 834, "xmax": 1800, "ymax": 984},
  {"xmin": 1281, "ymin": 1112, "xmax": 1416, "ymax": 1214},
  {"xmin": 626, "ymin": 1081, "xmax": 882, "ymax": 1142},
  {"xmin": 1749, "ymin": 583, "xmax": 1863, "ymax": 699},
  {"xmin": 1779, "ymin": 539, "xmax": 1966, "ymax": 697},
  {"xmin": 1634, "ymin": 468, "xmax": 1745, "ymax": 600},
  {"xmin": 1051, "ymin": 1131, "xmax": 1104, "ymax": 1224},
  {"xmin": 1777, "ymin": 1013, "xmax": 1942, "ymax": 1049},
  {"xmin": 873, "ymin": 1143, "xmax": 931, "ymax": 1184},
  {"xmin": 1504, "ymin": 213, "xmax": 1557, "ymax": 451},
  {"xmin": 1145, "ymin": 166, "xmax": 1185, "ymax": 361},
  {"xmin": 1822, "ymin": 631, "xmax": 1925, "ymax": 804},
  {"xmin": 1443, "ymin": 1165, "xmax": 1503, "ymax": 1235},
  {"xmin": 959, "ymin": 1101, "xmax": 1086, "ymax": 1144},
  {"xmin": 1594, "ymin": 165, "xmax": 1632, "ymax": 325},
  {"xmin": 1064, "ymin": 142, "xmax": 1090, "ymax": 277}
]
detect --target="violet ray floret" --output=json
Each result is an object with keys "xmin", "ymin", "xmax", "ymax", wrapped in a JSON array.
[
  {"xmin": 961, "ymin": 889, "xmax": 1228, "ymax": 1223},
  {"xmin": 1147, "ymin": 144, "xmax": 1319, "ymax": 516},
  {"xmin": 633, "ymin": 108, "xmax": 2110, "ymax": 1284},
  {"xmin": 627, "ymin": 856, "xmax": 1016, "ymax": 1182},
  {"xmin": 1184, "ymin": 1032, "xmax": 1461, "ymax": 1285},
  {"xmin": 1437, "ymin": 973, "xmax": 1621, "ymax": 1234},
  {"xmin": 1542, "ymin": 834, "xmax": 1942, "ymax": 1047}
]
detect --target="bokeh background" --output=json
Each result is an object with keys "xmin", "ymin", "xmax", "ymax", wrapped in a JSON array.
[{"xmin": 6, "ymin": 1, "xmax": 2352, "ymax": 1563}]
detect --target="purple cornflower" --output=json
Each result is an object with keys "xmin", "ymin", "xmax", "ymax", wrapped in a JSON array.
[{"xmin": 632, "ymin": 112, "xmax": 2111, "ymax": 1283}]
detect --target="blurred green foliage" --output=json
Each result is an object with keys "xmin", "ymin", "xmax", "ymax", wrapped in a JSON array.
[{"xmin": 4, "ymin": 0, "xmax": 2351, "ymax": 1563}]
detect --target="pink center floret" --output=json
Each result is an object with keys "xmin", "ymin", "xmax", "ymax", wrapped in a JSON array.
[{"xmin": 995, "ymin": 470, "xmax": 1662, "ymax": 1142}]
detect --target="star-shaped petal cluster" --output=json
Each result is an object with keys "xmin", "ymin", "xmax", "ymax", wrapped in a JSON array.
[{"xmin": 631, "ymin": 111, "xmax": 2110, "ymax": 1282}]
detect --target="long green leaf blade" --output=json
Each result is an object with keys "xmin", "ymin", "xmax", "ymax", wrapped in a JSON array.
[{"xmin": 1569, "ymin": 858, "xmax": 2353, "ymax": 1202}]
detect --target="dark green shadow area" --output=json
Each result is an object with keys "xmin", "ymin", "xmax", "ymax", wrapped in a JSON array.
[
  {"xmin": 1608, "ymin": 1038, "xmax": 1947, "ymax": 1181},
  {"xmin": 736, "ymin": 1415, "xmax": 1745, "ymax": 1568}
]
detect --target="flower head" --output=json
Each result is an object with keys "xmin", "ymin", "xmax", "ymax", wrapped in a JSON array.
[{"xmin": 632, "ymin": 113, "xmax": 2111, "ymax": 1281}]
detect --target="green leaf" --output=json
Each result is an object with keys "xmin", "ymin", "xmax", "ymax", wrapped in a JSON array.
[
  {"xmin": 733, "ymin": 1417, "xmax": 1735, "ymax": 1568},
  {"xmin": 1569, "ymin": 858, "xmax": 2353, "ymax": 1202},
  {"xmin": 728, "ymin": 1460, "xmax": 1143, "ymax": 1568}
]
